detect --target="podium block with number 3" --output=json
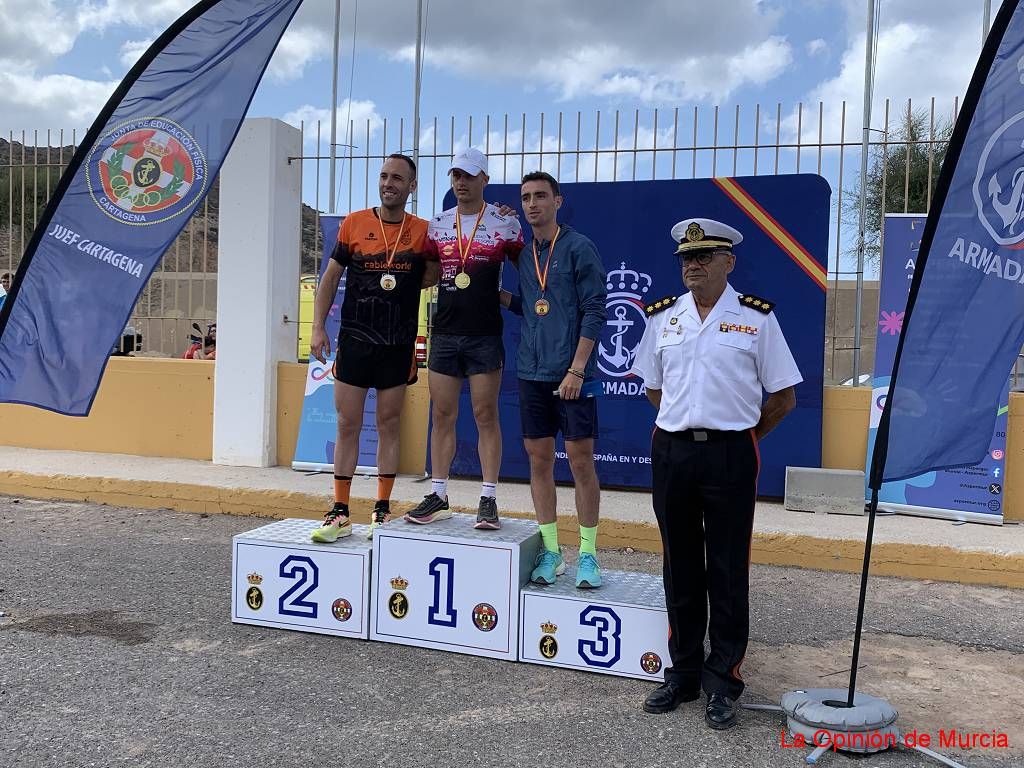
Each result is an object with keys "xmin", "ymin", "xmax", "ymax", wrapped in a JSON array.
[
  {"xmin": 519, "ymin": 570, "xmax": 671, "ymax": 680},
  {"xmin": 232, "ymin": 519, "xmax": 372, "ymax": 639},
  {"xmin": 370, "ymin": 514, "xmax": 540, "ymax": 661}
]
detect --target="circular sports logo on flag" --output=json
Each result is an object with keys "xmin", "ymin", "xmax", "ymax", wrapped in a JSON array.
[{"xmin": 86, "ymin": 117, "xmax": 207, "ymax": 226}]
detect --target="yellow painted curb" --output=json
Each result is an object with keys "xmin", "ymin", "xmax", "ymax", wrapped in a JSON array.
[{"xmin": 1, "ymin": 471, "xmax": 1021, "ymax": 589}]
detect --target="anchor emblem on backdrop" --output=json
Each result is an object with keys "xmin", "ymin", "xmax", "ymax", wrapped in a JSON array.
[
  {"xmin": 974, "ymin": 98, "xmax": 1024, "ymax": 247},
  {"xmin": 598, "ymin": 261, "xmax": 652, "ymax": 378}
]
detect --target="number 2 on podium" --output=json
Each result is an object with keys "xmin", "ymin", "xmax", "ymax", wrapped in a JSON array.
[
  {"xmin": 279, "ymin": 555, "xmax": 319, "ymax": 619},
  {"xmin": 428, "ymin": 556, "xmax": 458, "ymax": 627}
]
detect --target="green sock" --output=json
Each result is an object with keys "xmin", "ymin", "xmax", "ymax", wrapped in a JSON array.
[
  {"xmin": 579, "ymin": 525, "xmax": 598, "ymax": 556},
  {"xmin": 539, "ymin": 522, "xmax": 559, "ymax": 554}
]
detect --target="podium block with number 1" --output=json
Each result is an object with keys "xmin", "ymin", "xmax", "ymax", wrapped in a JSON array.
[{"xmin": 370, "ymin": 513, "xmax": 540, "ymax": 661}]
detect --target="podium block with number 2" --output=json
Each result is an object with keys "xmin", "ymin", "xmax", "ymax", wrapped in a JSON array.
[
  {"xmin": 232, "ymin": 519, "xmax": 372, "ymax": 639},
  {"xmin": 370, "ymin": 514, "xmax": 540, "ymax": 661}
]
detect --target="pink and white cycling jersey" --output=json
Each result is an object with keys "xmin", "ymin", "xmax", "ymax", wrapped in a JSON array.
[{"xmin": 428, "ymin": 203, "xmax": 523, "ymax": 336}]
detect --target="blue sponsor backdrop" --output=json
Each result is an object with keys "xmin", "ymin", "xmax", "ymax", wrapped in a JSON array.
[
  {"xmin": 440, "ymin": 175, "xmax": 829, "ymax": 496},
  {"xmin": 291, "ymin": 216, "xmax": 378, "ymax": 472},
  {"xmin": 867, "ymin": 215, "xmax": 1006, "ymax": 520}
]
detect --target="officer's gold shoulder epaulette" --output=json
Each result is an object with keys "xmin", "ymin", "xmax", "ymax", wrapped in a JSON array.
[
  {"xmin": 645, "ymin": 296, "xmax": 678, "ymax": 316},
  {"xmin": 739, "ymin": 293, "xmax": 774, "ymax": 314}
]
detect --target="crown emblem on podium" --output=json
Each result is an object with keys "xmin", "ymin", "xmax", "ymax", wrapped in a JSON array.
[
  {"xmin": 390, "ymin": 576, "xmax": 409, "ymax": 591},
  {"xmin": 606, "ymin": 261, "xmax": 652, "ymax": 295},
  {"xmin": 144, "ymin": 138, "xmax": 171, "ymax": 158},
  {"xmin": 247, "ymin": 572, "xmax": 263, "ymax": 585},
  {"xmin": 540, "ymin": 621, "xmax": 558, "ymax": 634}
]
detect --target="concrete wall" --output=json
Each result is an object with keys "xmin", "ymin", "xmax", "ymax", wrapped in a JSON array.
[
  {"xmin": 2, "ymin": 360, "xmax": 1021, "ymax": 521},
  {"xmin": 0, "ymin": 358, "xmax": 214, "ymax": 460}
]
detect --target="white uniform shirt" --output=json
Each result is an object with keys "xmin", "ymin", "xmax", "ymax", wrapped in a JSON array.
[{"xmin": 630, "ymin": 283, "xmax": 803, "ymax": 432}]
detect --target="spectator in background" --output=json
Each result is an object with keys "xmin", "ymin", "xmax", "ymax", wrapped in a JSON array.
[
  {"xmin": 183, "ymin": 322, "xmax": 216, "ymax": 360},
  {"xmin": 0, "ymin": 272, "xmax": 11, "ymax": 311}
]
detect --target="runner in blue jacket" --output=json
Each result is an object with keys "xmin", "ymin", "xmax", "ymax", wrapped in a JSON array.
[{"xmin": 501, "ymin": 171, "xmax": 608, "ymax": 588}]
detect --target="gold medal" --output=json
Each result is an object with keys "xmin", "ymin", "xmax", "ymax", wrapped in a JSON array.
[
  {"xmin": 375, "ymin": 208, "xmax": 406, "ymax": 293},
  {"xmin": 454, "ymin": 204, "xmax": 486, "ymax": 287},
  {"xmin": 535, "ymin": 298, "xmax": 550, "ymax": 316}
]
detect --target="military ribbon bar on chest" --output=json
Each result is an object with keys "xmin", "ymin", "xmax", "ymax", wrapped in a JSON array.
[{"xmin": 719, "ymin": 322, "xmax": 758, "ymax": 335}]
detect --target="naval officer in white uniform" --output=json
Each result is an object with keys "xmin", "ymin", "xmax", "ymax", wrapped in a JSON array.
[{"xmin": 631, "ymin": 218, "xmax": 802, "ymax": 730}]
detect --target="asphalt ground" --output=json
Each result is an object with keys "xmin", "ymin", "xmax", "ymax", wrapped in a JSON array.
[{"xmin": 1, "ymin": 497, "xmax": 1021, "ymax": 768}]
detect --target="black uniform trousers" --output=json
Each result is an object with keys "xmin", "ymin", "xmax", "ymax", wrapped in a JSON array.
[{"xmin": 651, "ymin": 426, "xmax": 759, "ymax": 700}]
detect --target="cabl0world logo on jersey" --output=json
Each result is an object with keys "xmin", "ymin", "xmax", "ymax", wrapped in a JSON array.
[{"xmin": 86, "ymin": 117, "xmax": 208, "ymax": 226}]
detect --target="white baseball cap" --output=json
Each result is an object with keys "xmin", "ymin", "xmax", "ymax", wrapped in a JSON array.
[{"xmin": 448, "ymin": 147, "xmax": 489, "ymax": 177}]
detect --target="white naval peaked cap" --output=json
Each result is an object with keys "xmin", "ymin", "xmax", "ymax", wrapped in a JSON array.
[
  {"xmin": 448, "ymin": 147, "xmax": 489, "ymax": 177},
  {"xmin": 670, "ymin": 218, "xmax": 744, "ymax": 255}
]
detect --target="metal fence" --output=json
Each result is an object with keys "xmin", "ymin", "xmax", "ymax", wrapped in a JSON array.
[{"xmin": 3, "ymin": 98, "xmax": 959, "ymax": 381}]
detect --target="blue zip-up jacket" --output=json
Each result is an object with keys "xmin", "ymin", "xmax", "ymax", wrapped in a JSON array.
[{"xmin": 509, "ymin": 225, "xmax": 607, "ymax": 381}]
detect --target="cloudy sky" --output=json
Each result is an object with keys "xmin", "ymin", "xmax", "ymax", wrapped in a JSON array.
[{"xmin": 0, "ymin": 0, "xmax": 995, "ymax": 214}]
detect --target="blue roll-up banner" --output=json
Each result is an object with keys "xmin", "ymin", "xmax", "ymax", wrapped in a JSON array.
[
  {"xmin": 0, "ymin": 0, "xmax": 305, "ymax": 415},
  {"xmin": 291, "ymin": 216, "xmax": 378, "ymax": 474},
  {"xmin": 441, "ymin": 175, "xmax": 829, "ymax": 496},
  {"xmin": 867, "ymin": 214, "xmax": 1006, "ymax": 523}
]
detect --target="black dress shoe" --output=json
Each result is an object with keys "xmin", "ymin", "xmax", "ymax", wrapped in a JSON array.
[
  {"xmin": 705, "ymin": 692, "xmax": 738, "ymax": 729},
  {"xmin": 642, "ymin": 681, "xmax": 700, "ymax": 714}
]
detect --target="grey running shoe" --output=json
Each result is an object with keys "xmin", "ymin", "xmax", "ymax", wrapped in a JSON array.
[
  {"xmin": 404, "ymin": 492, "xmax": 452, "ymax": 524},
  {"xmin": 474, "ymin": 496, "xmax": 501, "ymax": 530}
]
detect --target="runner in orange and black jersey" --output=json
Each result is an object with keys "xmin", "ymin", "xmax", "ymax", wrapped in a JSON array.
[
  {"xmin": 309, "ymin": 154, "xmax": 438, "ymax": 544},
  {"xmin": 330, "ymin": 208, "xmax": 432, "ymax": 346}
]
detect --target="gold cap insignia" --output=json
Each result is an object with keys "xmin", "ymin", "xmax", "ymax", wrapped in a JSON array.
[{"xmin": 685, "ymin": 222, "xmax": 706, "ymax": 242}]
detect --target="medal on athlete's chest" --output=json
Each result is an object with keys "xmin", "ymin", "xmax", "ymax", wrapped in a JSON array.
[
  {"xmin": 454, "ymin": 205, "xmax": 485, "ymax": 290},
  {"xmin": 532, "ymin": 228, "xmax": 561, "ymax": 319},
  {"xmin": 375, "ymin": 209, "xmax": 405, "ymax": 293}
]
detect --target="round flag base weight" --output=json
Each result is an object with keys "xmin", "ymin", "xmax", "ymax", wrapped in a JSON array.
[{"xmin": 744, "ymin": 689, "xmax": 967, "ymax": 767}]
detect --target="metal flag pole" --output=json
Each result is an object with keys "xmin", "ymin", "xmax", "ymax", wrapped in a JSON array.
[
  {"xmin": 852, "ymin": 0, "xmax": 877, "ymax": 384},
  {"xmin": 328, "ymin": 0, "xmax": 341, "ymax": 214},
  {"xmin": 412, "ymin": 0, "xmax": 424, "ymax": 215},
  {"xmin": 985, "ymin": 0, "xmax": 993, "ymax": 42}
]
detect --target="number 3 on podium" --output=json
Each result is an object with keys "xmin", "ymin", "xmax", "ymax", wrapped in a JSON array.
[
  {"xmin": 578, "ymin": 606, "xmax": 622, "ymax": 667},
  {"xmin": 427, "ymin": 556, "xmax": 458, "ymax": 628}
]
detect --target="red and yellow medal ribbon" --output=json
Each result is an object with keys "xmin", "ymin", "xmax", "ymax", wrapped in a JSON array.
[
  {"xmin": 376, "ymin": 208, "xmax": 407, "ymax": 271},
  {"xmin": 532, "ymin": 226, "xmax": 561, "ymax": 297},
  {"xmin": 455, "ymin": 203, "xmax": 486, "ymax": 273}
]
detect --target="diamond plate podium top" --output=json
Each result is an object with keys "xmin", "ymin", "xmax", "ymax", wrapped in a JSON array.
[
  {"xmin": 234, "ymin": 518, "xmax": 372, "ymax": 551},
  {"xmin": 522, "ymin": 568, "xmax": 666, "ymax": 606},
  {"xmin": 377, "ymin": 512, "xmax": 539, "ymax": 545}
]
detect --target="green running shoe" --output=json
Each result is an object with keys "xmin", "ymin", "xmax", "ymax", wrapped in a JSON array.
[
  {"xmin": 367, "ymin": 500, "xmax": 391, "ymax": 539},
  {"xmin": 311, "ymin": 504, "xmax": 352, "ymax": 543}
]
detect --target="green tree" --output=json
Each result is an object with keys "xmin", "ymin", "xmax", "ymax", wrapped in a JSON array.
[{"xmin": 844, "ymin": 108, "xmax": 953, "ymax": 266}]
